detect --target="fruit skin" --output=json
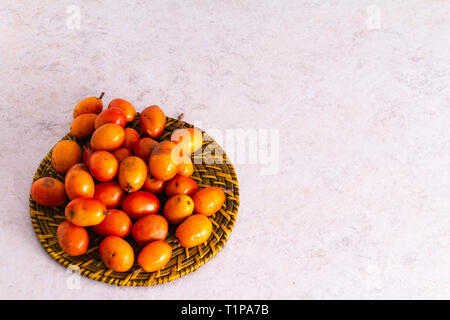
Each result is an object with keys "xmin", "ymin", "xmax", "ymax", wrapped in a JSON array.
[
  {"xmin": 83, "ymin": 147, "xmax": 94, "ymax": 166},
  {"xmin": 149, "ymin": 141, "xmax": 179, "ymax": 181},
  {"xmin": 165, "ymin": 175, "xmax": 199, "ymax": 198},
  {"xmin": 65, "ymin": 167, "xmax": 95, "ymax": 200},
  {"xmin": 112, "ymin": 148, "xmax": 132, "ymax": 164},
  {"xmin": 99, "ymin": 236, "xmax": 134, "ymax": 272},
  {"xmin": 143, "ymin": 175, "xmax": 166, "ymax": 195},
  {"xmin": 163, "ymin": 194, "xmax": 194, "ymax": 225},
  {"xmin": 170, "ymin": 128, "xmax": 203, "ymax": 155},
  {"xmin": 192, "ymin": 187, "xmax": 225, "ymax": 216},
  {"xmin": 140, "ymin": 105, "xmax": 166, "ymax": 139},
  {"xmin": 66, "ymin": 162, "xmax": 89, "ymax": 175},
  {"xmin": 177, "ymin": 157, "xmax": 194, "ymax": 177},
  {"xmin": 73, "ymin": 95, "xmax": 103, "ymax": 118},
  {"xmin": 175, "ymin": 215, "xmax": 212, "ymax": 248},
  {"xmin": 90, "ymin": 123, "xmax": 125, "ymax": 151},
  {"xmin": 138, "ymin": 240, "xmax": 172, "ymax": 272},
  {"xmin": 88, "ymin": 150, "xmax": 119, "ymax": 182},
  {"xmin": 122, "ymin": 128, "xmax": 140, "ymax": 150},
  {"xmin": 165, "ymin": 175, "xmax": 198, "ymax": 198},
  {"xmin": 70, "ymin": 113, "xmax": 97, "ymax": 140},
  {"xmin": 30, "ymin": 177, "xmax": 66, "ymax": 206},
  {"xmin": 94, "ymin": 107, "xmax": 127, "ymax": 129},
  {"xmin": 93, "ymin": 181, "xmax": 125, "ymax": 209},
  {"xmin": 57, "ymin": 221, "xmax": 89, "ymax": 256},
  {"xmin": 133, "ymin": 137, "xmax": 158, "ymax": 163},
  {"xmin": 92, "ymin": 209, "xmax": 132, "ymax": 238},
  {"xmin": 108, "ymin": 99, "xmax": 136, "ymax": 122},
  {"xmin": 122, "ymin": 191, "xmax": 160, "ymax": 220},
  {"xmin": 51, "ymin": 140, "xmax": 82, "ymax": 174},
  {"xmin": 131, "ymin": 214, "xmax": 168, "ymax": 246},
  {"xmin": 118, "ymin": 156, "xmax": 147, "ymax": 193},
  {"xmin": 65, "ymin": 197, "xmax": 106, "ymax": 227}
]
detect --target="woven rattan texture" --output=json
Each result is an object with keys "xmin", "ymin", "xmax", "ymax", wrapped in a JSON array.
[{"xmin": 29, "ymin": 115, "xmax": 239, "ymax": 286}]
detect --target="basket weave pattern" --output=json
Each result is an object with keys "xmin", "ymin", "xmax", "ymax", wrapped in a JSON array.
[{"xmin": 29, "ymin": 115, "xmax": 239, "ymax": 286}]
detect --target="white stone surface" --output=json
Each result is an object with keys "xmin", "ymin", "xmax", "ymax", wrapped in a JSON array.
[{"xmin": 1, "ymin": 0, "xmax": 450, "ymax": 299}]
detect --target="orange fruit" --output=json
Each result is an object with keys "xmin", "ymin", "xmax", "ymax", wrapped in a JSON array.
[
  {"xmin": 163, "ymin": 194, "xmax": 194, "ymax": 225},
  {"xmin": 64, "ymin": 167, "xmax": 95, "ymax": 200},
  {"xmin": 92, "ymin": 209, "xmax": 132, "ymax": 238},
  {"xmin": 108, "ymin": 98, "xmax": 136, "ymax": 122},
  {"xmin": 133, "ymin": 137, "xmax": 158, "ymax": 163},
  {"xmin": 94, "ymin": 107, "xmax": 127, "ymax": 129},
  {"xmin": 70, "ymin": 113, "xmax": 97, "ymax": 140},
  {"xmin": 51, "ymin": 140, "xmax": 82, "ymax": 174},
  {"xmin": 192, "ymin": 187, "xmax": 225, "ymax": 216},
  {"xmin": 170, "ymin": 128, "xmax": 203, "ymax": 155},
  {"xmin": 175, "ymin": 215, "xmax": 212, "ymax": 248},
  {"xmin": 88, "ymin": 150, "xmax": 119, "ymax": 182},
  {"xmin": 66, "ymin": 163, "xmax": 89, "ymax": 175},
  {"xmin": 137, "ymin": 240, "xmax": 172, "ymax": 272},
  {"xmin": 121, "ymin": 191, "xmax": 160, "ymax": 220},
  {"xmin": 112, "ymin": 147, "xmax": 132, "ymax": 164},
  {"xmin": 99, "ymin": 236, "xmax": 134, "ymax": 272},
  {"xmin": 149, "ymin": 141, "xmax": 178, "ymax": 181},
  {"xmin": 143, "ymin": 175, "xmax": 166, "ymax": 195},
  {"xmin": 30, "ymin": 177, "xmax": 66, "ymax": 207},
  {"xmin": 83, "ymin": 147, "xmax": 94, "ymax": 166},
  {"xmin": 122, "ymin": 128, "xmax": 140, "ymax": 150},
  {"xmin": 165, "ymin": 175, "xmax": 199, "ymax": 198},
  {"xmin": 73, "ymin": 93, "xmax": 104, "ymax": 118},
  {"xmin": 65, "ymin": 197, "xmax": 106, "ymax": 227},
  {"xmin": 90, "ymin": 123, "xmax": 125, "ymax": 151},
  {"xmin": 93, "ymin": 181, "xmax": 125, "ymax": 209},
  {"xmin": 131, "ymin": 214, "xmax": 168, "ymax": 246},
  {"xmin": 140, "ymin": 105, "xmax": 166, "ymax": 139},
  {"xmin": 57, "ymin": 221, "xmax": 89, "ymax": 256},
  {"xmin": 177, "ymin": 157, "xmax": 194, "ymax": 177},
  {"xmin": 118, "ymin": 156, "xmax": 147, "ymax": 193}
]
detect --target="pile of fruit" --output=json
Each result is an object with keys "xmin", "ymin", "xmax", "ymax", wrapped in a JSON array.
[{"xmin": 30, "ymin": 94, "xmax": 226, "ymax": 273}]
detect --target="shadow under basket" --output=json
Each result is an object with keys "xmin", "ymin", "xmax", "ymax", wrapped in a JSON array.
[{"xmin": 29, "ymin": 115, "xmax": 239, "ymax": 286}]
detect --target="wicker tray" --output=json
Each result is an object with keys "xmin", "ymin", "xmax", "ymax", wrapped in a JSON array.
[{"xmin": 29, "ymin": 114, "xmax": 239, "ymax": 286}]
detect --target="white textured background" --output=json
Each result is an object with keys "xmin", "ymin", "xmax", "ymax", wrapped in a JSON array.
[{"xmin": 1, "ymin": 0, "xmax": 450, "ymax": 299}]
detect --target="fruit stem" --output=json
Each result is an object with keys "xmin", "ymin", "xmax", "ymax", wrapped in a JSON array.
[
  {"xmin": 98, "ymin": 92, "xmax": 105, "ymax": 100},
  {"xmin": 177, "ymin": 113, "xmax": 184, "ymax": 120}
]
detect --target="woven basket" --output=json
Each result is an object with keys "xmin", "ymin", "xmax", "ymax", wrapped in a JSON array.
[{"xmin": 29, "ymin": 114, "xmax": 239, "ymax": 286}]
